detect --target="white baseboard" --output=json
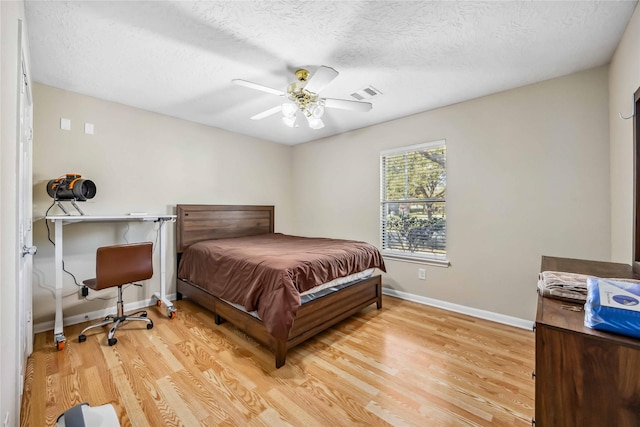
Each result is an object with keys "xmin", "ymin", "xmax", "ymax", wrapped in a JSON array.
[
  {"xmin": 382, "ymin": 287, "xmax": 534, "ymax": 330},
  {"xmin": 34, "ymin": 293, "xmax": 178, "ymax": 334},
  {"xmin": 35, "ymin": 290, "xmax": 533, "ymax": 334}
]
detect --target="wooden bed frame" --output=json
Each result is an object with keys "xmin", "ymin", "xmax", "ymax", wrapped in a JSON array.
[{"xmin": 175, "ymin": 204, "xmax": 383, "ymax": 368}]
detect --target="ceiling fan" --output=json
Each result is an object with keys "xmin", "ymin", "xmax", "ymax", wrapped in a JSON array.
[{"xmin": 232, "ymin": 66, "xmax": 372, "ymax": 130}]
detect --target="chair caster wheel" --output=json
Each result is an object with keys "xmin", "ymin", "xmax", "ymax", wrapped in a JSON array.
[
  {"xmin": 78, "ymin": 334, "xmax": 86, "ymax": 343},
  {"xmin": 147, "ymin": 323, "xmax": 154, "ymax": 330},
  {"xmin": 108, "ymin": 338, "xmax": 117, "ymax": 346}
]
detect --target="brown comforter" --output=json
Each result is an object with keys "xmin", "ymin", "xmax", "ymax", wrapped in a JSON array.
[{"xmin": 177, "ymin": 233, "xmax": 386, "ymax": 341}]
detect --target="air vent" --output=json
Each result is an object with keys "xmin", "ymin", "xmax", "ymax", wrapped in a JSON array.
[{"xmin": 351, "ymin": 85, "xmax": 382, "ymax": 101}]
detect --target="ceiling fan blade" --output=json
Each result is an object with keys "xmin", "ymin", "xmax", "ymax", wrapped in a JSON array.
[
  {"xmin": 250, "ymin": 105, "xmax": 282, "ymax": 120},
  {"xmin": 324, "ymin": 98, "xmax": 372, "ymax": 112},
  {"xmin": 303, "ymin": 66, "xmax": 339, "ymax": 94},
  {"xmin": 232, "ymin": 79, "xmax": 285, "ymax": 97}
]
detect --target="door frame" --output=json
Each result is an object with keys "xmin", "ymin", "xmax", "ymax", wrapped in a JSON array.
[{"xmin": 16, "ymin": 17, "xmax": 34, "ymax": 399}]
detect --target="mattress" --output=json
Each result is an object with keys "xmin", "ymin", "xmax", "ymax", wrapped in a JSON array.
[{"xmin": 221, "ymin": 268, "xmax": 376, "ymax": 318}]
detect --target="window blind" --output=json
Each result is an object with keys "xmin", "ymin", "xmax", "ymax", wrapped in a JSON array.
[{"xmin": 380, "ymin": 140, "xmax": 446, "ymax": 259}]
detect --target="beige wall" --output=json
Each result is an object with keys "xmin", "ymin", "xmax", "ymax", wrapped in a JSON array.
[
  {"xmin": 32, "ymin": 84, "xmax": 293, "ymax": 324},
  {"xmin": 610, "ymin": 5, "xmax": 640, "ymax": 263},
  {"xmin": 292, "ymin": 66, "xmax": 611, "ymax": 321},
  {"xmin": 1, "ymin": 1, "xmax": 25, "ymax": 425}
]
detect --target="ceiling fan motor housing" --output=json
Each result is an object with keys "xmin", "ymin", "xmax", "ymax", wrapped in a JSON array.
[{"xmin": 287, "ymin": 81, "xmax": 320, "ymax": 114}]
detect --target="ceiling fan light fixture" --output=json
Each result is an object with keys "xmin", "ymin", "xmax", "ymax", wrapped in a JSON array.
[
  {"xmin": 310, "ymin": 103, "xmax": 325, "ymax": 119},
  {"xmin": 282, "ymin": 115, "xmax": 297, "ymax": 128},
  {"xmin": 307, "ymin": 116, "xmax": 324, "ymax": 130},
  {"xmin": 282, "ymin": 102, "xmax": 297, "ymax": 118}
]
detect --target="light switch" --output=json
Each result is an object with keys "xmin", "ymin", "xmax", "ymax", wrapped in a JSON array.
[
  {"xmin": 60, "ymin": 118, "xmax": 71, "ymax": 130},
  {"xmin": 84, "ymin": 122, "xmax": 94, "ymax": 135}
]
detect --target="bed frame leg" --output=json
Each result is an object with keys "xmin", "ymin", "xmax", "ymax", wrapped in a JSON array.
[
  {"xmin": 176, "ymin": 292, "xmax": 183, "ymax": 301},
  {"xmin": 376, "ymin": 277, "xmax": 383, "ymax": 309},
  {"xmin": 214, "ymin": 314, "xmax": 225, "ymax": 325},
  {"xmin": 275, "ymin": 340, "xmax": 287, "ymax": 369}
]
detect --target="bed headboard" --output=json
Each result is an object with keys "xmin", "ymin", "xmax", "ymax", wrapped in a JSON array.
[{"xmin": 176, "ymin": 204, "xmax": 274, "ymax": 253}]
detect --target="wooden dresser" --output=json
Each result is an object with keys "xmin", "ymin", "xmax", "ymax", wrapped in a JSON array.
[{"xmin": 535, "ymin": 256, "xmax": 640, "ymax": 426}]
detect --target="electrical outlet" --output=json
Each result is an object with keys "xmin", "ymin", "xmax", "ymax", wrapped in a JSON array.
[
  {"xmin": 418, "ymin": 268, "xmax": 426, "ymax": 280},
  {"xmin": 79, "ymin": 288, "xmax": 84, "ymax": 300}
]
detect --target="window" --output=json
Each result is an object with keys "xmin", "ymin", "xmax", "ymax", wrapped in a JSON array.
[{"xmin": 380, "ymin": 140, "xmax": 447, "ymax": 263}]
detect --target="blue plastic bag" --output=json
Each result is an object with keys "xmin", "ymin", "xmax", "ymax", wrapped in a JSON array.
[{"xmin": 584, "ymin": 278, "xmax": 640, "ymax": 339}]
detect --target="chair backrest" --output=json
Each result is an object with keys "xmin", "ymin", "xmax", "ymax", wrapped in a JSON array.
[{"xmin": 93, "ymin": 242, "xmax": 153, "ymax": 290}]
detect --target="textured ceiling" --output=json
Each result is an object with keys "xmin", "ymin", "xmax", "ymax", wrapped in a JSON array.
[{"xmin": 25, "ymin": 1, "xmax": 638, "ymax": 145}]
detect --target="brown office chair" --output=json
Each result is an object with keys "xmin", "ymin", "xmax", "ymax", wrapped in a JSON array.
[{"xmin": 78, "ymin": 242, "xmax": 154, "ymax": 346}]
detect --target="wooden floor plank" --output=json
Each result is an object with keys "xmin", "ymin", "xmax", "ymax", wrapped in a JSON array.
[{"xmin": 20, "ymin": 295, "xmax": 534, "ymax": 426}]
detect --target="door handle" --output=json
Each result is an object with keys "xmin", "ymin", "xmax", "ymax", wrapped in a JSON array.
[{"xmin": 22, "ymin": 245, "xmax": 37, "ymax": 257}]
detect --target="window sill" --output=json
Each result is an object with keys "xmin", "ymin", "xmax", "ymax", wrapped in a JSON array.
[{"xmin": 382, "ymin": 252, "xmax": 450, "ymax": 267}]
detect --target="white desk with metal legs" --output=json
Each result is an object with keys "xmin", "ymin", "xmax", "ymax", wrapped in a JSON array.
[{"xmin": 45, "ymin": 214, "xmax": 176, "ymax": 350}]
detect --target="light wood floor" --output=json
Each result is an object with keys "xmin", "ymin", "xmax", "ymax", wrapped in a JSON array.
[{"xmin": 21, "ymin": 296, "xmax": 534, "ymax": 426}]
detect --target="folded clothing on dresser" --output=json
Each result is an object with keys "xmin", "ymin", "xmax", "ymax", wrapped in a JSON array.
[{"xmin": 538, "ymin": 271, "xmax": 640, "ymax": 303}]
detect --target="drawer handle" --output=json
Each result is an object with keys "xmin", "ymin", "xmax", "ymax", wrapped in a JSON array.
[{"xmin": 531, "ymin": 370, "xmax": 536, "ymax": 379}]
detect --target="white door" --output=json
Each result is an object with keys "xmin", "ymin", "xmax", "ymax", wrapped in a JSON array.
[{"xmin": 17, "ymin": 20, "xmax": 35, "ymax": 398}]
